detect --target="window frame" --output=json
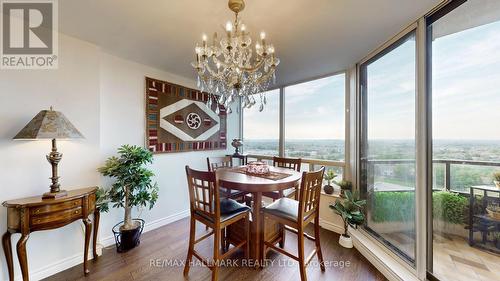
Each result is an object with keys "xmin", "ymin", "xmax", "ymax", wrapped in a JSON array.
[
  {"xmin": 358, "ymin": 28, "xmax": 419, "ymax": 267},
  {"xmin": 240, "ymin": 70, "xmax": 350, "ymax": 168}
]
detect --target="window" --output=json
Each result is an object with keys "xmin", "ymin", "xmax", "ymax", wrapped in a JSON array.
[
  {"xmin": 359, "ymin": 31, "xmax": 417, "ymax": 264},
  {"xmin": 427, "ymin": 1, "xmax": 500, "ymax": 280},
  {"xmin": 243, "ymin": 89, "xmax": 280, "ymax": 156},
  {"xmin": 284, "ymin": 74, "xmax": 345, "ymax": 161}
]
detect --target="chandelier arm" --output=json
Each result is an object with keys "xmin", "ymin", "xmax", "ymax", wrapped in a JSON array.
[
  {"xmin": 255, "ymin": 67, "xmax": 276, "ymax": 84},
  {"xmin": 240, "ymin": 59, "xmax": 265, "ymax": 72}
]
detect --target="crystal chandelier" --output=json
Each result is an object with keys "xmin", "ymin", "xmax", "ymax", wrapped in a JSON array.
[{"xmin": 191, "ymin": 0, "xmax": 280, "ymax": 114}]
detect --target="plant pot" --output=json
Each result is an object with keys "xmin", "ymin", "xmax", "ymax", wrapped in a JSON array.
[
  {"xmin": 323, "ymin": 185, "xmax": 334, "ymax": 195},
  {"xmin": 339, "ymin": 234, "xmax": 353, "ymax": 248},
  {"xmin": 112, "ymin": 218, "xmax": 145, "ymax": 253},
  {"xmin": 494, "ymin": 181, "xmax": 500, "ymax": 189}
]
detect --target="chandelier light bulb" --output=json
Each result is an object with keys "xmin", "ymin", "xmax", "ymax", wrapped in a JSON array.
[
  {"xmin": 202, "ymin": 34, "xmax": 207, "ymax": 42},
  {"xmin": 226, "ymin": 21, "xmax": 233, "ymax": 32},
  {"xmin": 260, "ymin": 31, "xmax": 266, "ymax": 40},
  {"xmin": 241, "ymin": 24, "xmax": 246, "ymax": 32}
]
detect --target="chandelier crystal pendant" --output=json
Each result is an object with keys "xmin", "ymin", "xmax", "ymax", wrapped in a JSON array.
[{"xmin": 191, "ymin": 0, "xmax": 279, "ymax": 114}]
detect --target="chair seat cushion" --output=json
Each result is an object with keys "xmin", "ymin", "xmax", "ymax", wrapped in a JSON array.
[
  {"xmin": 263, "ymin": 197, "xmax": 299, "ymax": 221},
  {"xmin": 221, "ymin": 187, "xmax": 246, "ymax": 196},
  {"xmin": 263, "ymin": 188, "xmax": 296, "ymax": 199},
  {"xmin": 195, "ymin": 199, "xmax": 250, "ymax": 223}
]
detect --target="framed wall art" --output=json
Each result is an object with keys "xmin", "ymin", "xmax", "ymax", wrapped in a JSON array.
[{"xmin": 145, "ymin": 77, "xmax": 227, "ymax": 154}]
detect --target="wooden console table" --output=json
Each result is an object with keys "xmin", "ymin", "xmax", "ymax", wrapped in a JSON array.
[{"xmin": 2, "ymin": 187, "xmax": 100, "ymax": 281}]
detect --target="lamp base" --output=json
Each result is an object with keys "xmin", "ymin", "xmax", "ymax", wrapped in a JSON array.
[{"xmin": 42, "ymin": 190, "xmax": 68, "ymax": 200}]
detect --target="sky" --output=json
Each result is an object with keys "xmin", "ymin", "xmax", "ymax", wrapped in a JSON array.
[
  {"xmin": 243, "ymin": 75, "xmax": 345, "ymax": 140},
  {"xmin": 244, "ymin": 12, "xmax": 500, "ymax": 141}
]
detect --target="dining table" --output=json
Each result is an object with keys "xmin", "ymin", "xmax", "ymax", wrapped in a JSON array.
[{"xmin": 216, "ymin": 165, "xmax": 302, "ymax": 262}]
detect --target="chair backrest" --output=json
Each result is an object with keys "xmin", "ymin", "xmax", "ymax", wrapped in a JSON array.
[
  {"xmin": 298, "ymin": 167, "xmax": 325, "ymax": 221},
  {"xmin": 207, "ymin": 156, "xmax": 233, "ymax": 172},
  {"xmin": 273, "ymin": 156, "xmax": 302, "ymax": 172},
  {"xmin": 185, "ymin": 166, "xmax": 221, "ymax": 219}
]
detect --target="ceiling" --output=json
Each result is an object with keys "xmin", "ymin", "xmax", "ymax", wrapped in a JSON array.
[{"xmin": 59, "ymin": 0, "xmax": 442, "ymax": 87}]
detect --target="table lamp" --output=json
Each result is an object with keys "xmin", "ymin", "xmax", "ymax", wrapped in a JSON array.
[{"xmin": 13, "ymin": 107, "xmax": 84, "ymax": 199}]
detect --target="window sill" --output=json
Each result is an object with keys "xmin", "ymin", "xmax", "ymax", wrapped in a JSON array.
[{"xmin": 349, "ymin": 228, "xmax": 420, "ymax": 281}]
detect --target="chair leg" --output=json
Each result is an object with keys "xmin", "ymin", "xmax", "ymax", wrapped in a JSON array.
[
  {"xmin": 183, "ymin": 217, "xmax": 196, "ymax": 276},
  {"xmin": 314, "ymin": 215, "xmax": 325, "ymax": 272},
  {"xmin": 212, "ymin": 226, "xmax": 220, "ymax": 281},
  {"xmin": 297, "ymin": 226, "xmax": 307, "ymax": 281},
  {"xmin": 279, "ymin": 224, "xmax": 286, "ymax": 249},
  {"xmin": 221, "ymin": 228, "xmax": 227, "ymax": 253},
  {"xmin": 261, "ymin": 214, "xmax": 267, "ymax": 264},
  {"xmin": 245, "ymin": 214, "xmax": 250, "ymax": 260}
]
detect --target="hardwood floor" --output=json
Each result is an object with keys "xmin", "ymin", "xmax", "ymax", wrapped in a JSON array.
[{"xmin": 43, "ymin": 218, "xmax": 386, "ymax": 281}]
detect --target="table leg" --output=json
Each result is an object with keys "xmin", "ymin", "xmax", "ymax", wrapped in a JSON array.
[
  {"xmin": 251, "ymin": 192, "xmax": 263, "ymax": 266},
  {"xmin": 2, "ymin": 232, "xmax": 14, "ymax": 281},
  {"xmin": 16, "ymin": 233, "xmax": 29, "ymax": 281},
  {"xmin": 93, "ymin": 210, "xmax": 100, "ymax": 260},
  {"xmin": 83, "ymin": 218, "xmax": 92, "ymax": 275}
]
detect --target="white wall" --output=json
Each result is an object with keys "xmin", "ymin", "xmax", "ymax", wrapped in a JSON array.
[{"xmin": 0, "ymin": 33, "xmax": 239, "ymax": 280}]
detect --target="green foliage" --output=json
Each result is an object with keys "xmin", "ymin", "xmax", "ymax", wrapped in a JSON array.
[
  {"xmin": 324, "ymin": 169, "xmax": 338, "ymax": 186},
  {"xmin": 370, "ymin": 191, "xmax": 469, "ymax": 225},
  {"xmin": 336, "ymin": 180, "xmax": 353, "ymax": 190},
  {"xmin": 432, "ymin": 191, "xmax": 468, "ymax": 224},
  {"xmin": 371, "ymin": 192, "xmax": 415, "ymax": 223},
  {"xmin": 493, "ymin": 171, "xmax": 500, "ymax": 182},
  {"xmin": 330, "ymin": 190, "xmax": 366, "ymax": 236},
  {"xmin": 97, "ymin": 145, "xmax": 159, "ymax": 213}
]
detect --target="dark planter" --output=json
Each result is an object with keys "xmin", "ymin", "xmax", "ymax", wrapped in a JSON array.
[
  {"xmin": 112, "ymin": 218, "xmax": 145, "ymax": 253},
  {"xmin": 323, "ymin": 185, "xmax": 334, "ymax": 195}
]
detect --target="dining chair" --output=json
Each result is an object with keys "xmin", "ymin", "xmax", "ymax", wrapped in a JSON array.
[
  {"xmin": 263, "ymin": 156, "xmax": 302, "ymax": 200},
  {"xmin": 261, "ymin": 167, "xmax": 326, "ymax": 281},
  {"xmin": 184, "ymin": 166, "xmax": 250, "ymax": 281},
  {"xmin": 207, "ymin": 156, "xmax": 249, "ymax": 201}
]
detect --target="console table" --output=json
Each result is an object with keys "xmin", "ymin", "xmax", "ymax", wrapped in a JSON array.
[{"xmin": 2, "ymin": 187, "xmax": 100, "ymax": 281}]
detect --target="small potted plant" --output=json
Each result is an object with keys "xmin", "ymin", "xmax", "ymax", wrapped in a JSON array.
[
  {"xmin": 330, "ymin": 190, "xmax": 366, "ymax": 248},
  {"xmin": 493, "ymin": 172, "xmax": 500, "ymax": 189},
  {"xmin": 98, "ymin": 145, "xmax": 159, "ymax": 252},
  {"xmin": 337, "ymin": 180, "xmax": 353, "ymax": 197},
  {"xmin": 323, "ymin": 169, "xmax": 337, "ymax": 195}
]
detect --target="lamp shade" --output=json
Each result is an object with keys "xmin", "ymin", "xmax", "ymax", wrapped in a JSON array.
[{"xmin": 13, "ymin": 109, "xmax": 84, "ymax": 140}]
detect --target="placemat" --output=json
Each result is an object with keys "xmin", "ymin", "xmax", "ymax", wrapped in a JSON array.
[{"xmin": 231, "ymin": 167, "xmax": 292, "ymax": 181}]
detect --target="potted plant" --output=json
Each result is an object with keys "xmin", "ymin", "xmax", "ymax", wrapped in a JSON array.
[
  {"xmin": 493, "ymin": 172, "xmax": 500, "ymax": 189},
  {"xmin": 323, "ymin": 169, "xmax": 337, "ymax": 195},
  {"xmin": 98, "ymin": 145, "xmax": 159, "ymax": 252},
  {"xmin": 337, "ymin": 180, "xmax": 353, "ymax": 197},
  {"xmin": 330, "ymin": 190, "xmax": 366, "ymax": 248}
]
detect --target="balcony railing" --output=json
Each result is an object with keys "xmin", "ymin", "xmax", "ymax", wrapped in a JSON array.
[{"xmin": 364, "ymin": 159, "xmax": 500, "ymax": 193}]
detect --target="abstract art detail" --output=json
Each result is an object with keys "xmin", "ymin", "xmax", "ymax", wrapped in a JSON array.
[{"xmin": 145, "ymin": 77, "xmax": 227, "ymax": 153}]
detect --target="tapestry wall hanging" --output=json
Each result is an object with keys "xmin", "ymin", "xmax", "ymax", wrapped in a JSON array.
[{"xmin": 145, "ymin": 77, "xmax": 227, "ymax": 154}]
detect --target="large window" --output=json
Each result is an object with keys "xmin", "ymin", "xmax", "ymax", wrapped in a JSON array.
[
  {"xmin": 428, "ymin": 1, "xmax": 500, "ymax": 280},
  {"xmin": 243, "ymin": 89, "xmax": 280, "ymax": 156},
  {"xmin": 284, "ymin": 74, "xmax": 345, "ymax": 161},
  {"xmin": 242, "ymin": 73, "xmax": 347, "ymax": 165},
  {"xmin": 359, "ymin": 31, "xmax": 417, "ymax": 264}
]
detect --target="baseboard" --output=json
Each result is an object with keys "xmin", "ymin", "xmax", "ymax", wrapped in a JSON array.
[
  {"xmin": 350, "ymin": 229, "xmax": 420, "ymax": 281},
  {"xmin": 22, "ymin": 249, "xmax": 100, "ymax": 281},
  {"xmin": 25, "ymin": 209, "xmax": 190, "ymax": 281},
  {"xmin": 100, "ymin": 209, "xmax": 190, "ymax": 247},
  {"xmin": 319, "ymin": 218, "xmax": 344, "ymax": 234}
]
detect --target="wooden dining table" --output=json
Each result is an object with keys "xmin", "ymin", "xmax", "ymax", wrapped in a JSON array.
[{"xmin": 216, "ymin": 166, "xmax": 302, "ymax": 262}]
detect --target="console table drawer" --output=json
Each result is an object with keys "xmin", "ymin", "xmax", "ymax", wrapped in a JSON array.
[
  {"xmin": 30, "ymin": 199, "xmax": 82, "ymax": 215},
  {"xmin": 31, "ymin": 207, "xmax": 82, "ymax": 227}
]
